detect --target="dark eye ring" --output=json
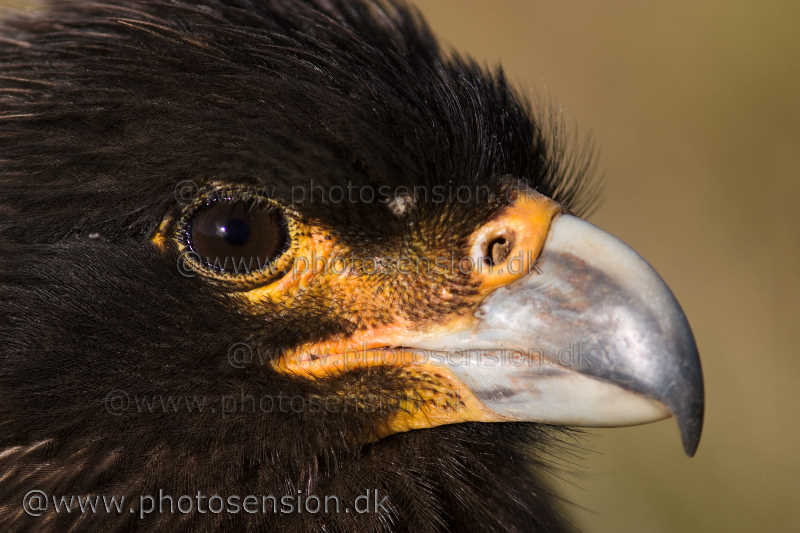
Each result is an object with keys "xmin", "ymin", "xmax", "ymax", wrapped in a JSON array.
[{"xmin": 181, "ymin": 193, "xmax": 290, "ymax": 277}]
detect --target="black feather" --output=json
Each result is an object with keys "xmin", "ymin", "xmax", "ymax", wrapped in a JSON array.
[{"xmin": 0, "ymin": 1, "xmax": 594, "ymax": 531}]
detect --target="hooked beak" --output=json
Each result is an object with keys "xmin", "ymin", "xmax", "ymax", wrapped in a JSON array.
[
  {"xmin": 411, "ymin": 214, "xmax": 704, "ymax": 456},
  {"xmin": 277, "ymin": 195, "xmax": 704, "ymax": 456}
]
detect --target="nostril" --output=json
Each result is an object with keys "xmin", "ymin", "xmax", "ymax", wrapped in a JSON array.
[{"xmin": 485, "ymin": 234, "xmax": 513, "ymax": 266}]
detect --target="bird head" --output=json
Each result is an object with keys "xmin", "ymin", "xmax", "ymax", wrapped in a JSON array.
[{"xmin": 0, "ymin": 1, "xmax": 703, "ymax": 531}]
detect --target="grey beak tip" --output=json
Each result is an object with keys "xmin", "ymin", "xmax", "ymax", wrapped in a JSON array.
[
  {"xmin": 678, "ymin": 371, "xmax": 705, "ymax": 457},
  {"xmin": 670, "ymin": 331, "xmax": 705, "ymax": 457},
  {"xmin": 681, "ymin": 418, "xmax": 703, "ymax": 457},
  {"xmin": 678, "ymin": 398, "xmax": 704, "ymax": 457},
  {"xmin": 677, "ymin": 385, "xmax": 704, "ymax": 457}
]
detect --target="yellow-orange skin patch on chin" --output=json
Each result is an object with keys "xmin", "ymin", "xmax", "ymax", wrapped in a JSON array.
[{"xmin": 274, "ymin": 349, "xmax": 504, "ymax": 439}]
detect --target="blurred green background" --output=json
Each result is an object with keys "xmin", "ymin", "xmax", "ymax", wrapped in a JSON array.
[{"xmin": 3, "ymin": 1, "xmax": 798, "ymax": 531}]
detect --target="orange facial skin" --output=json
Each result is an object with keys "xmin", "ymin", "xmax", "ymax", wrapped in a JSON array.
[{"xmin": 152, "ymin": 184, "xmax": 561, "ymax": 438}]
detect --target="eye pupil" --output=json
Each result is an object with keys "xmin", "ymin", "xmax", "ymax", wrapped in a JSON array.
[
  {"xmin": 187, "ymin": 199, "xmax": 288, "ymax": 275},
  {"xmin": 217, "ymin": 218, "xmax": 251, "ymax": 246}
]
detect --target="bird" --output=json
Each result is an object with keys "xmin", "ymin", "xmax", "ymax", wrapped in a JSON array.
[{"xmin": 0, "ymin": 1, "xmax": 704, "ymax": 532}]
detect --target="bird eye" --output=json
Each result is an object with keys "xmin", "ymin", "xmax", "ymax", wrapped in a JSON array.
[{"xmin": 185, "ymin": 198, "xmax": 289, "ymax": 275}]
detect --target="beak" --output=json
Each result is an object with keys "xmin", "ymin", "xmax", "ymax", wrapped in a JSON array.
[
  {"xmin": 276, "ymin": 197, "xmax": 704, "ymax": 456},
  {"xmin": 411, "ymin": 214, "xmax": 705, "ymax": 456}
]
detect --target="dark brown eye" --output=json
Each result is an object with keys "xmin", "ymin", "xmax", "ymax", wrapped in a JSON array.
[{"xmin": 187, "ymin": 200, "xmax": 288, "ymax": 274}]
